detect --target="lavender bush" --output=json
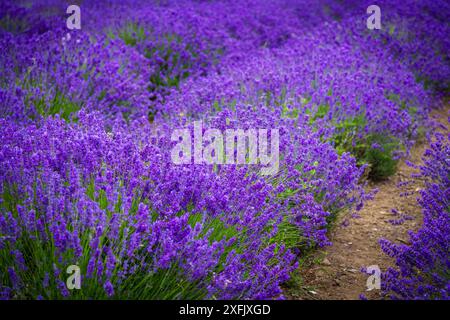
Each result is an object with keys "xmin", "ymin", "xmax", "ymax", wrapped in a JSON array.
[{"xmin": 380, "ymin": 131, "xmax": 449, "ymax": 299}]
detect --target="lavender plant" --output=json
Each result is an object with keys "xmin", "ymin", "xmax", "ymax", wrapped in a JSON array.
[{"xmin": 380, "ymin": 131, "xmax": 449, "ymax": 299}]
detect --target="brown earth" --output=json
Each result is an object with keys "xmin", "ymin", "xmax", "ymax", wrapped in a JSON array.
[{"xmin": 288, "ymin": 106, "xmax": 448, "ymax": 300}]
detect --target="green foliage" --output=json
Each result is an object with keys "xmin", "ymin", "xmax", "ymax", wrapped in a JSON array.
[
  {"xmin": 305, "ymin": 105, "xmax": 399, "ymax": 181},
  {"xmin": 143, "ymin": 33, "xmax": 193, "ymax": 89},
  {"xmin": 110, "ymin": 23, "xmax": 195, "ymax": 90},
  {"xmin": 332, "ymin": 115, "xmax": 399, "ymax": 181},
  {"xmin": 0, "ymin": 14, "xmax": 28, "ymax": 34},
  {"xmin": 415, "ymin": 74, "xmax": 450, "ymax": 96},
  {"xmin": 16, "ymin": 66, "xmax": 81, "ymax": 121},
  {"xmin": 310, "ymin": 103, "xmax": 329, "ymax": 123},
  {"xmin": 364, "ymin": 135, "xmax": 399, "ymax": 180},
  {"xmin": 32, "ymin": 90, "xmax": 80, "ymax": 121},
  {"xmin": 332, "ymin": 114, "xmax": 367, "ymax": 158},
  {"xmin": 113, "ymin": 267, "xmax": 207, "ymax": 300},
  {"xmin": 270, "ymin": 219, "xmax": 303, "ymax": 251},
  {"xmin": 113, "ymin": 23, "xmax": 147, "ymax": 47},
  {"xmin": 385, "ymin": 92, "xmax": 420, "ymax": 117},
  {"xmin": 188, "ymin": 213, "xmax": 239, "ymax": 244}
]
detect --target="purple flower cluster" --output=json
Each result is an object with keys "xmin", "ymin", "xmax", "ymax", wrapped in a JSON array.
[
  {"xmin": 0, "ymin": 112, "xmax": 300, "ymax": 299},
  {"xmin": 380, "ymin": 131, "xmax": 449, "ymax": 299},
  {"xmin": 0, "ymin": 0, "xmax": 448, "ymax": 299}
]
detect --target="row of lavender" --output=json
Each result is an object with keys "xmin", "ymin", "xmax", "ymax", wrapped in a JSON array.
[
  {"xmin": 380, "ymin": 131, "xmax": 449, "ymax": 299},
  {"xmin": 0, "ymin": 0, "xmax": 448, "ymax": 299}
]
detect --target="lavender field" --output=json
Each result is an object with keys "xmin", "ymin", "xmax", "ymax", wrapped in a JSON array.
[{"xmin": 0, "ymin": 0, "xmax": 448, "ymax": 301}]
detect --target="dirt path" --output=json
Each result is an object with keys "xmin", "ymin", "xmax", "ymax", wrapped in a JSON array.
[{"xmin": 289, "ymin": 107, "xmax": 448, "ymax": 300}]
